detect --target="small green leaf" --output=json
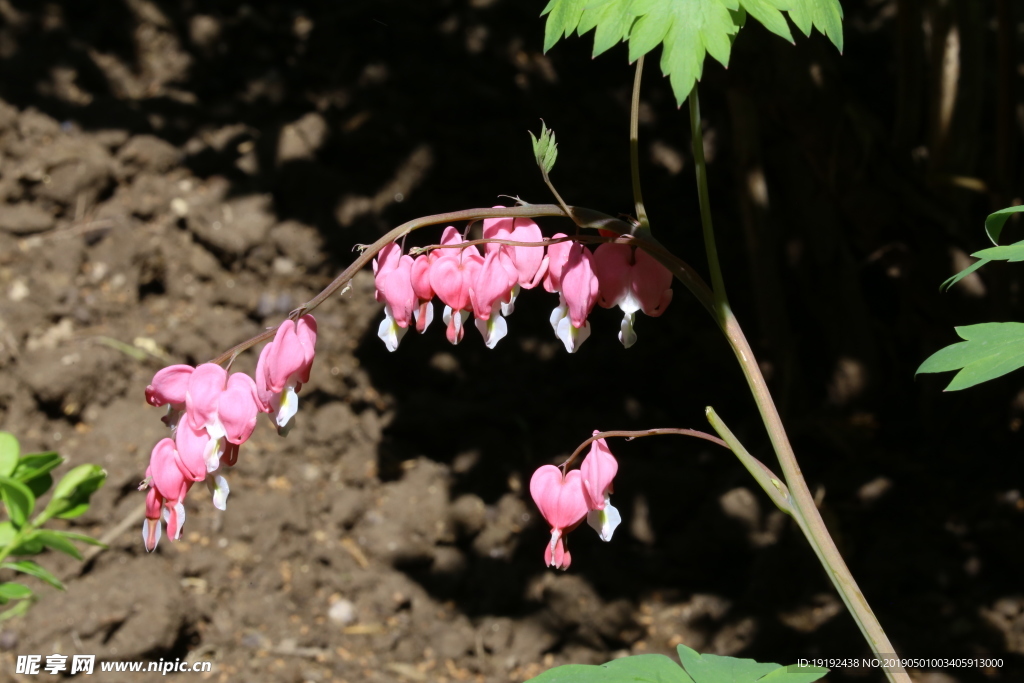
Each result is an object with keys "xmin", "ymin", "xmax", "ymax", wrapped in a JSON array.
[
  {"xmin": 0, "ymin": 598, "xmax": 31, "ymax": 621},
  {"xmin": 971, "ymin": 241, "xmax": 1024, "ymax": 263},
  {"xmin": 0, "ymin": 433, "xmax": 18, "ymax": 478},
  {"xmin": 0, "ymin": 521, "xmax": 14, "ymax": 546},
  {"xmin": 12, "ymin": 452, "xmax": 63, "ymax": 484},
  {"xmin": 542, "ymin": 0, "xmax": 587, "ymax": 52},
  {"xmin": 530, "ymin": 121, "xmax": 559, "ymax": 175},
  {"xmin": 528, "ymin": 654, "xmax": 694, "ymax": 682},
  {"xmin": 917, "ymin": 322, "xmax": 1024, "ymax": 391},
  {"xmin": 677, "ymin": 644, "xmax": 779, "ymax": 682},
  {"xmin": 41, "ymin": 464, "xmax": 105, "ymax": 521},
  {"xmin": 0, "ymin": 582, "xmax": 33, "ymax": 600},
  {"xmin": 758, "ymin": 665, "xmax": 829, "ymax": 683},
  {"xmin": 941, "ymin": 257, "xmax": 990, "ymax": 291},
  {"xmin": 985, "ymin": 205, "xmax": 1024, "ymax": 245},
  {"xmin": 0, "ymin": 561, "xmax": 64, "ymax": 590},
  {"xmin": 0, "ymin": 476, "xmax": 35, "ymax": 528},
  {"xmin": 52, "ymin": 530, "xmax": 106, "ymax": 548},
  {"xmin": 33, "ymin": 530, "xmax": 83, "ymax": 560},
  {"xmin": 739, "ymin": 0, "xmax": 792, "ymax": 43}
]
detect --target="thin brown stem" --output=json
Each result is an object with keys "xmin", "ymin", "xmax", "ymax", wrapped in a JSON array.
[{"xmin": 559, "ymin": 428, "xmax": 728, "ymax": 471}]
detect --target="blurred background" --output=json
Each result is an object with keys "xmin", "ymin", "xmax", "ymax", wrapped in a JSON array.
[{"xmin": 0, "ymin": 1, "xmax": 1022, "ymax": 681}]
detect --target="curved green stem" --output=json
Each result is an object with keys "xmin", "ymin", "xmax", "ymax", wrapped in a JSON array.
[
  {"xmin": 705, "ymin": 408, "xmax": 792, "ymax": 516},
  {"xmin": 688, "ymin": 88, "xmax": 728, "ymax": 308},
  {"xmin": 630, "ymin": 56, "xmax": 649, "ymax": 229},
  {"xmin": 685, "ymin": 83, "xmax": 908, "ymax": 681}
]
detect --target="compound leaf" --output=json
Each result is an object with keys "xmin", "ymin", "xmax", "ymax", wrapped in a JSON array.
[{"xmin": 917, "ymin": 322, "xmax": 1024, "ymax": 391}]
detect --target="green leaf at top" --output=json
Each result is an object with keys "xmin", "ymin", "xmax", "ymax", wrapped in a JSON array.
[
  {"xmin": 545, "ymin": 0, "xmax": 844, "ymax": 106},
  {"xmin": 676, "ymin": 644, "xmax": 779, "ymax": 682},
  {"xmin": 0, "ymin": 433, "xmax": 18, "ymax": 478},
  {"xmin": 917, "ymin": 322, "xmax": 1024, "ymax": 391},
  {"xmin": 0, "ymin": 560, "xmax": 64, "ymax": 590},
  {"xmin": 758, "ymin": 664, "xmax": 829, "ymax": 683},
  {"xmin": 985, "ymin": 205, "xmax": 1024, "ymax": 245},
  {"xmin": 527, "ymin": 654, "xmax": 695, "ymax": 682},
  {"xmin": 0, "ymin": 476, "xmax": 35, "ymax": 528}
]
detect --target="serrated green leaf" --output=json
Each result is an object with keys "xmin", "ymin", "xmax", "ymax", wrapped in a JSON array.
[
  {"xmin": 984, "ymin": 205, "xmax": 1024, "ymax": 245},
  {"xmin": 543, "ymin": 0, "xmax": 843, "ymax": 106},
  {"xmin": 0, "ymin": 433, "xmax": 18, "ymax": 478},
  {"xmin": 13, "ymin": 452, "xmax": 63, "ymax": 484},
  {"xmin": 0, "ymin": 598, "xmax": 31, "ymax": 621},
  {"xmin": 0, "ymin": 476, "xmax": 35, "ymax": 528},
  {"xmin": 1, "ymin": 560, "xmax": 64, "ymax": 590},
  {"xmin": 757, "ymin": 665, "xmax": 829, "ymax": 683},
  {"xmin": 33, "ymin": 530, "xmax": 82, "ymax": 560},
  {"xmin": 917, "ymin": 322, "xmax": 1024, "ymax": 391},
  {"xmin": 739, "ymin": 0, "xmax": 792, "ymax": 42},
  {"xmin": 528, "ymin": 654, "xmax": 694, "ymax": 682},
  {"xmin": 677, "ymin": 644, "xmax": 779, "ymax": 682},
  {"xmin": 0, "ymin": 582, "xmax": 32, "ymax": 600}
]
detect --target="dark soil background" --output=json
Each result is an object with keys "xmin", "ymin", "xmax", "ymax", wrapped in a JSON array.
[{"xmin": 1, "ymin": 0, "xmax": 1023, "ymax": 681}]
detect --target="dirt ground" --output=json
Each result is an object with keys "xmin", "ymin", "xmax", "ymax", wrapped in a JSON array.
[{"xmin": 1, "ymin": 1, "xmax": 1023, "ymax": 681}]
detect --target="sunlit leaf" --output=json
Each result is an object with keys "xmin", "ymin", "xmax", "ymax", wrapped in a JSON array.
[
  {"xmin": 758, "ymin": 664, "xmax": 829, "ymax": 682},
  {"xmin": 12, "ymin": 452, "xmax": 63, "ymax": 484},
  {"xmin": 530, "ymin": 121, "xmax": 559, "ymax": 175},
  {"xmin": 0, "ymin": 582, "xmax": 32, "ymax": 600},
  {"xmin": 33, "ymin": 530, "xmax": 83, "ymax": 560},
  {"xmin": 676, "ymin": 644, "xmax": 779, "ymax": 682},
  {"xmin": 0, "ymin": 476, "xmax": 35, "ymax": 528},
  {"xmin": 0, "ymin": 433, "xmax": 18, "ymax": 478},
  {"xmin": 0, "ymin": 560, "xmax": 64, "ymax": 590},
  {"xmin": 527, "ymin": 654, "xmax": 694, "ymax": 682},
  {"xmin": 544, "ymin": 0, "xmax": 844, "ymax": 105},
  {"xmin": 917, "ymin": 322, "xmax": 1024, "ymax": 391},
  {"xmin": 40, "ymin": 464, "xmax": 106, "ymax": 522}
]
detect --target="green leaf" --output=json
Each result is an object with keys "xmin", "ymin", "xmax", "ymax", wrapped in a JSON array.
[
  {"xmin": 0, "ymin": 433, "xmax": 18, "ymax": 478},
  {"xmin": 41, "ymin": 464, "xmax": 105, "ymax": 521},
  {"xmin": 22, "ymin": 473, "xmax": 53, "ymax": 500},
  {"xmin": 543, "ymin": 0, "xmax": 844, "ymax": 105},
  {"xmin": 52, "ymin": 530, "xmax": 106, "ymax": 548},
  {"xmin": 677, "ymin": 644, "xmax": 779, "ymax": 682},
  {"xmin": 530, "ymin": 121, "xmax": 559, "ymax": 175},
  {"xmin": 984, "ymin": 205, "xmax": 1024, "ymax": 245},
  {"xmin": 941, "ymin": 257, "xmax": 990, "ymax": 291},
  {"xmin": 758, "ymin": 665, "xmax": 829, "ymax": 683},
  {"xmin": 0, "ymin": 476, "xmax": 35, "ymax": 528},
  {"xmin": 0, "ymin": 598, "xmax": 31, "ymax": 621},
  {"xmin": 0, "ymin": 560, "xmax": 64, "ymax": 590},
  {"xmin": 33, "ymin": 530, "xmax": 83, "ymax": 560},
  {"xmin": 0, "ymin": 521, "xmax": 14, "ymax": 546},
  {"xmin": 0, "ymin": 582, "xmax": 33, "ymax": 600},
  {"xmin": 917, "ymin": 322, "xmax": 1024, "ymax": 391},
  {"xmin": 971, "ymin": 241, "xmax": 1024, "ymax": 263},
  {"xmin": 528, "ymin": 654, "xmax": 694, "ymax": 682},
  {"xmin": 12, "ymin": 452, "xmax": 63, "ymax": 484}
]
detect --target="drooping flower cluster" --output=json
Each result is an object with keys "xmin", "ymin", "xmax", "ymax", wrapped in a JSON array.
[
  {"xmin": 373, "ymin": 212, "xmax": 673, "ymax": 353},
  {"xmin": 140, "ymin": 315, "xmax": 317, "ymax": 551},
  {"xmin": 529, "ymin": 433, "xmax": 620, "ymax": 570}
]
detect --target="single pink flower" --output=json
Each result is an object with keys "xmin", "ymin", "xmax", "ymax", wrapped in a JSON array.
[
  {"xmin": 549, "ymin": 244, "xmax": 599, "ymax": 353},
  {"xmin": 530, "ymin": 465, "xmax": 589, "ymax": 570},
  {"xmin": 579, "ymin": 433, "xmax": 621, "ymax": 542},
  {"xmin": 255, "ymin": 315, "xmax": 317, "ymax": 433},
  {"xmin": 374, "ymin": 244, "xmax": 417, "ymax": 351},
  {"xmin": 430, "ymin": 229, "xmax": 483, "ymax": 345},
  {"xmin": 145, "ymin": 364, "xmax": 194, "ymax": 428},
  {"xmin": 592, "ymin": 244, "xmax": 673, "ymax": 347},
  {"xmin": 482, "ymin": 211, "xmax": 547, "ymax": 314},
  {"xmin": 142, "ymin": 438, "xmax": 193, "ymax": 551},
  {"xmin": 185, "ymin": 363, "xmax": 260, "ymax": 462},
  {"xmin": 469, "ymin": 250, "xmax": 516, "ymax": 348},
  {"xmin": 410, "ymin": 254, "xmax": 436, "ymax": 333}
]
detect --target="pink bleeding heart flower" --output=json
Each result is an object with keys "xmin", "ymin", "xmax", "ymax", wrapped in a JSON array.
[
  {"xmin": 530, "ymin": 465, "xmax": 589, "ymax": 570},
  {"xmin": 541, "ymin": 233, "xmax": 573, "ymax": 294},
  {"xmin": 175, "ymin": 417, "xmax": 232, "ymax": 509},
  {"xmin": 410, "ymin": 254, "xmax": 436, "ymax": 333},
  {"xmin": 145, "ymin": 364, "xmax": 194, "ymax": 429},
  {"xmin": 430, "ymin": 227, "xmax": 484, "ymax": 345},
  {"xmin": 256, "ymin": 315, "xmax": 317, "ymax": 433},
  {"xmin": 549, "ymin": 244, "xmax": 600, "ymax": 353},
  {"xmin": 374, "ymin": 243, "xmax": 417, "ymax": 351},
  {"xmin": 469, "ymin": 250, "xmax": 516, "ymax": 348},
  {"xmin": 185, "ymin": 363, "xmax": 260, "ymax": 469},
  {"xmin": 483, "ymin": 211, "xmax": 547, "ymax": 315},
  {"xmin": 593, "ymin": 243, "xmax": 673, "ymax": 348},
  {"xmin": 142, "ymin": 438, "xmax": 194, "ymax": 551},
  {"xmin": 579, "ymin": 433, "xmax": 621, "ymax": 542}
]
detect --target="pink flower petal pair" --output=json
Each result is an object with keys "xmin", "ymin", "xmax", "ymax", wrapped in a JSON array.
[
  {"xmin": 580, "ymin": 434, "xmax": 621, "ymax": 542},
  {"xmin": 482, "ymin": 211, "xmax": 546, "ymax": 289},
  {"xmin": 256, "ymin": 315, "xmax": 318, "ymax": 430},
  {"xmin": 592, "ymin": 244, "xmax": 673, "ymax": 348},
  {"xmin": 186, "ymin": 363, "xmax": 260, "ymax": 446},
  {"xmin": 530, "ymin": 465, "xmax": 588, "ymax": 570}
]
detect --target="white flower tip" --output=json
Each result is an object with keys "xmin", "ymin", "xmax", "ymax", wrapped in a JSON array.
[
  {"xmin": 587, "ymin": 503, "xmax": 621, "ymax": 542},
  {"xmin": 377, "ymin": 310, "xmax": 408, "ymax": 352},
  {"xmin": 476, "ymin": 313, "xmax": 508, "ymax": 349},
  {"xmin": 142, "ymin": 518, "xmax": 161, "ymax": 552},
  {"xmin": 209, "ymin": 475, "xmax": 230, "ymax": 511},
  {"xmin": 556, "ymin": 317, "xmax": 591, "ymax": 353},
  {"xmin": 618, "ymin": 312, "xmax": 637, "ymax": 349}
]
